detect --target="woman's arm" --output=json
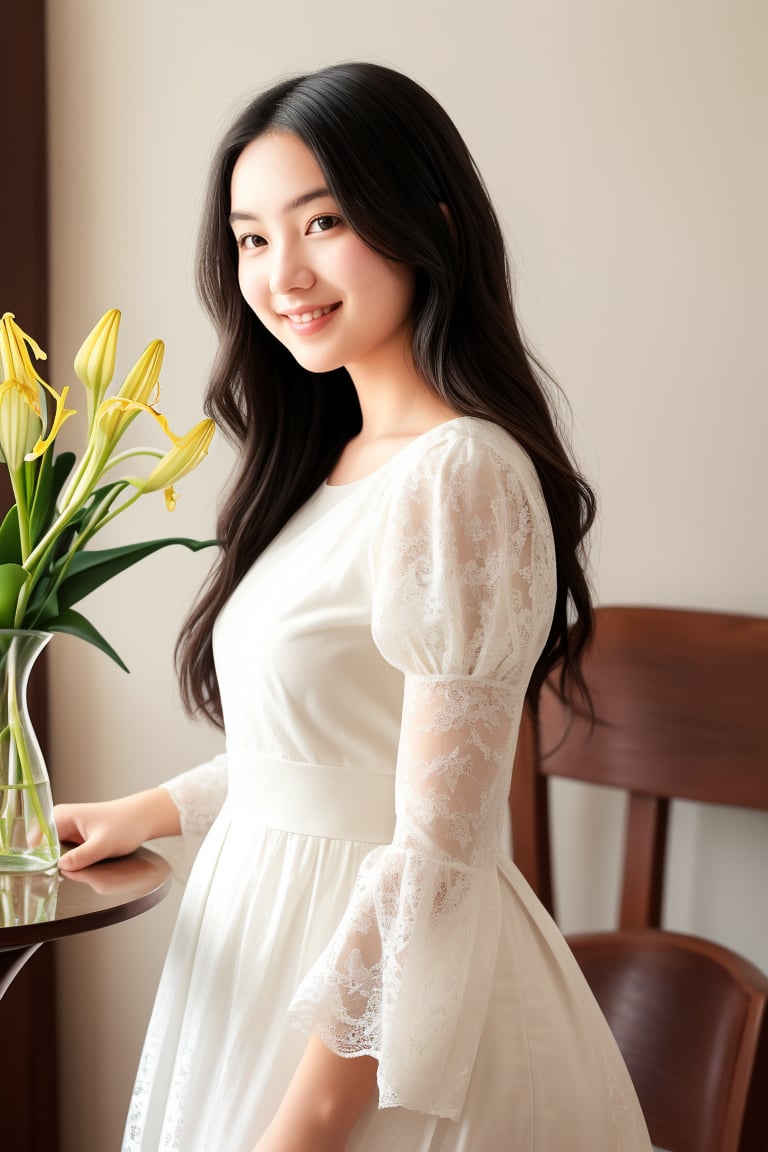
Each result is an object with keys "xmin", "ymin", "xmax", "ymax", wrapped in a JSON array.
[
  {"xmin": 55, "ymin": 787, "xmax": 181, "ymax": 870},
  {"xmin": 253, "ymin": 1037, "xmax": 377, "ymax": 1152}
]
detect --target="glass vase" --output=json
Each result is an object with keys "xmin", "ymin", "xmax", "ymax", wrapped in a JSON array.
[
  {"xmin": 0, "ymin": 630, "xmax": 59, "ymax": 872},
  {"xmin": 0, "ymin": 868, "xmax": 60, "ymax": 926}
]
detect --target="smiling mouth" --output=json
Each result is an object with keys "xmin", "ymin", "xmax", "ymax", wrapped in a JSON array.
[{"xmin": 284, "ymin": 303, "xmax": 340, "ymax": 326}]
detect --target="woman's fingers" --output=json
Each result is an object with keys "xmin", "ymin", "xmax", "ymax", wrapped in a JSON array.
[
  {"xmin": 52, "ymin": 804, "xmax": 86, "ymax": 845},
  {"xmin": 54, "ymin": 803, "xmax": 118, "ymax": 870}
]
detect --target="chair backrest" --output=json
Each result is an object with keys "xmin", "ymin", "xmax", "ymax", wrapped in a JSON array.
[
  {"xmin": 568, "ymin": 930, "xmax": 768, "ymax": 1152},
  {"xmin": 509, "ymin": 604, "xmax": 768, "ymax": 1152},
  {"xmin": 510, "ymin": 604, "xmax": 768, "ymax": 928}
]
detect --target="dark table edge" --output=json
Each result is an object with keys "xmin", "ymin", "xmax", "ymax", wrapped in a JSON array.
[{"xmin": 0, "ymin": 846, "xmax": 174, "ymax": 950}]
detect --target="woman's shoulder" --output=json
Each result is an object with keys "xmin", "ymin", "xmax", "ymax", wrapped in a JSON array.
[
  {"xmin": 389, "ymin": 415, "xmax": 541, "ymax": 492},
  {"xmin": 369, "ymin": 415, "xmax": 552, "ymax": 553}
]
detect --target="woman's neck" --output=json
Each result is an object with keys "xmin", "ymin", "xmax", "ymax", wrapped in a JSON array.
[{"xmin": 327, "ymin": 369, "xmax": 459, "ymax": 485}]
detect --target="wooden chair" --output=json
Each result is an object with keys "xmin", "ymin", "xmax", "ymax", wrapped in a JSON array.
[
  {"xmin": 510, "ymin": 605, "xmax": 768, "ymax": 1152},
  {"xmin": 568, "ymin": 930, "xmax": 768, "ymax": 1152}
]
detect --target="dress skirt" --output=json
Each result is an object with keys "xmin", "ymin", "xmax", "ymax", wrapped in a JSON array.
[{"xmin": 124, "ymin": 759, "xmax": 649, "ymax": 1152}]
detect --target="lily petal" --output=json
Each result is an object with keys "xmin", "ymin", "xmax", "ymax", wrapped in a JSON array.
[
  {"xmin": 27, "ymin": 383, "xmax": 77, "ymax": 459},
  {"xmin": 93, "ymin": 395, "xmax": 154, "ymax": 445},
  {"xmin": 0, "ymin": 314, "xmax": 49, "ymax": 437},
  {"xmin": 0, "ymin": 313, "xmax": 47, "ymax": 390}
]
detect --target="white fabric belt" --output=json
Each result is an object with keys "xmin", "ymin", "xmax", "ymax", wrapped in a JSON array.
[{"xmin": 226, "ymin": 755, "xmax": 396, "ymax": 845}]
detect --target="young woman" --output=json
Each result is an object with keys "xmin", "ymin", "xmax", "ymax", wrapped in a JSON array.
[{"xmin": 55, "ymin": 62, "xmax": 652, "ymax": 1152}]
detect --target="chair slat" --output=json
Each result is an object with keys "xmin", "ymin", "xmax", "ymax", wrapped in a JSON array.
[{"xmin": 619, "ymin": 794, "xmax": 669, "ymax": 929}]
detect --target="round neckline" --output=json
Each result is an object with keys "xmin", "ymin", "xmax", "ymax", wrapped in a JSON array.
[{"xmin": 323, "ymin": 416, "xmax": 473, "ymax": 490}]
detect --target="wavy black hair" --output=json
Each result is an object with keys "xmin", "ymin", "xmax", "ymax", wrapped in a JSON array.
[{"xmin": 177, "ymin": 61, "xmax": 596, "ymax": 728}]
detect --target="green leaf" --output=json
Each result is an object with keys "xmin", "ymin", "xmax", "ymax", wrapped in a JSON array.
[
  {"xmin": 0, "ymin": 563, "xmax": 30, "ymax": 628},
  {"xmin": 75, "ymin": 480, "xmax": 129, "ymax": 534},
  {"xmin": 29, "ymin": 451, "xmax": 76, "ymax": 546},
  {"xmin": 55, "ymin": 536, "xmax": 217, "ymax": 611},
  {"xmin": 23, "ymin": 574, "xmax": 58, "ymax": 628},
  {"xmin": 50, "ymin": 451, "xmax": 77, "ymax": 502},
  {"xmin": 0, "ymin": 506, "xmax": 22, "ymax": 566},
  {"xmin": 46, "ymin": 608, "xmax": 129, "ymax": 672}
]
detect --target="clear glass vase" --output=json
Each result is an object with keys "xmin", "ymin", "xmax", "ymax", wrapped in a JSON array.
[
  {"xmin": 0, "ymin": 630, "xmax": 59, "ymax": 872},
  {"xmin": 0, "ymin": 868, "xmax": 60, "ymax": 926}
]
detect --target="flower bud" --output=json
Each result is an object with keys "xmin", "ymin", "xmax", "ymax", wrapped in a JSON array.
[
  {"xmin": 0, "ymin": 378, "xmax": 43, "ymax": 472},
  {"xmin": 118, "ymin": 339, "xmax": 164, "ymax": 406},
  {"xmin": 73, "ymin": 309, "xmax": 121, "ymax": 426}
]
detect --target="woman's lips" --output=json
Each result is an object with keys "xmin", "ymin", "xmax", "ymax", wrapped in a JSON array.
[{"xmin": 282, "ymin": 302, "xmax": 341, "ymax": 332}]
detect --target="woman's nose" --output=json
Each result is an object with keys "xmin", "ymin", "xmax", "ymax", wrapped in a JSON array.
[{"xmin": 268, "ymin": 243, "xmax": 315, "ymax": 295}]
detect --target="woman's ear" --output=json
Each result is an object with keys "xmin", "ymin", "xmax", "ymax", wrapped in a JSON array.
[{"xmin": 439, "ymin": 201, "xmax": 455, "ymax": 236}]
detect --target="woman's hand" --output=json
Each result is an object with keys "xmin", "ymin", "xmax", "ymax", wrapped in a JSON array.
[{"xmin": 55, "ymin": 788, "xmax": 181, "ymax": 871}]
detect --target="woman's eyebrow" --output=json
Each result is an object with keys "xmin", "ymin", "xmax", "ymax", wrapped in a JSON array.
[{"xmin": 229, "ymin": 187, "xmax": 331, "ymax": 226}]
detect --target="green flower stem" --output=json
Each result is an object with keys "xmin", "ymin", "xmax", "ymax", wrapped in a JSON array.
[
  {"xmin": 13, "ymin": 530, "xmax": 67, "ymax": 627},
  {"xmin": 103, "ymin": 445, "xmax": 164, "ymax": 470},
  {"xmin": 13, "ymin": 550, "xmax": 49, "ymax": 627},
  {"xmin": 65, "ymin": 481, "xmax": 126, "ymax": 550},
  {"xmin": 23, "ymin": 458, "xmax": 38, "ymax": 509},
  {"xmin": 8, "ymin": 465, "xmax": 31, "ymax": 560},
  {"xmin": 24, "ymin": 485, "xmax": 129, "ymax": 618},
  {"xmin": 78, "ymin": 486, "xmax": 143, "ymax": 538},
  {"xmin": 2, "ymin": 642, "xmax": 56, "ymax": 853},
  {"xmin": 15, "ymin": 479, "xmax": 135, "ymax": 629},
  {"xmin": 56, "ymin": 432, "xmax": 100, "ymax": 514},
  {"xmin": 23, "ymin": 442, "xmax": 156, "ymax": 581},
  {"xmin": 21, "ymin": 461, "xmax": 106, "ymax": 587},
  {"xmin": 57, "ymin": 407, "xmax": 146, "ymax": 516},
  {"xmin": 0, "ymin": 882, "xmax": 11, "ymax": 926},
  {"xmin": 23, "ymin": 503, "xmax": 78, "ymax": 577},
  {"xmin": 0, "ymin": 742, "xmax": 12, "ymax": 849}
]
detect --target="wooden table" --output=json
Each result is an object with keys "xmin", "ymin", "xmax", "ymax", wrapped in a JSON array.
[{"xmin": 0, "ymin": 847, "xmax": 173, "ymax": 998}]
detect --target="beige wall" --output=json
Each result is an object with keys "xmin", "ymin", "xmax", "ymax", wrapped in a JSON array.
[{"xmin": 45, "ymin": 1, "xmax": 768, "ymax": 1148}]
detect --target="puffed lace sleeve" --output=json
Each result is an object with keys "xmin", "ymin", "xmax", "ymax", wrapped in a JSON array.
[
  {"xmin": 288, "ymin": 424, "xmax": 556, "ymax": 1119},
  {"xmin": 160, "ymin": 753, "xmax": 228, "ymax": 862}
]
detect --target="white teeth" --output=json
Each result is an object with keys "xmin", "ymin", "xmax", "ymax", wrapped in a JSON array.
[{"xmin": 293, "ymin": 305, "xmax": 334, "ymax": 324}]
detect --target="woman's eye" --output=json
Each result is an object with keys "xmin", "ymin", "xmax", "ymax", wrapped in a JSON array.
[
  {"xmin": 307, "ymin": 214, "xmax": 341, "ymax": 234},
  {"xmin": 239, "ymin": 233, "xmax": 266, "ymax": 250}
]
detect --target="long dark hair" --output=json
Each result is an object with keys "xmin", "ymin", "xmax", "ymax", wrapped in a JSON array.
[{"xmin": 177, "ymin": 61, "xmax": 596, "ymax": 728}]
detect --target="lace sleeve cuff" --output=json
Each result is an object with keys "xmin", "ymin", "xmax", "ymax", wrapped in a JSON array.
[
  {"xmin": 288, "ymin": 845, "xmax": 501, "ymax": 1119},
  {"xmin": 159, "ymin": 754, "xmax": 228, "ymax": 872}
]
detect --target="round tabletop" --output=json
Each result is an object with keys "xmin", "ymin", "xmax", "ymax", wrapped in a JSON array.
[{"xmin": 0, "ymin": 846, "xmax": 173, "ymax": 951}]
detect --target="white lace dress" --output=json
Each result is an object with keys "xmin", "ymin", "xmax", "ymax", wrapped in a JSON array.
[{"xmin": 123, "ymin": 417, "xmax": 651, "ymax": 1151}]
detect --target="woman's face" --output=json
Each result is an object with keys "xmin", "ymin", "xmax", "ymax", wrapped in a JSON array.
[{"xmin": 229, "ymin": 131, "xmax": 416, "ymax": 382}]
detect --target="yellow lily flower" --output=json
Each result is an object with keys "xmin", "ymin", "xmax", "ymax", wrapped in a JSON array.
[
  {"xmin": 74, "ymin": 309, "xmax": 121, "ymax": 428},
  {"xmin": 0, "ymin": 378, "xmax": 43, "ymax": 472},
  {"xmin": 0, "ymin": 313, "xmax": 47, "ymax": 391},
  {"xmin": 125, "ymin": 415, "xmax": 215, "ymax": 497},
  {"xmin": 1, "ymin": 307, "xmax": 215, "ymax": 678}
]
